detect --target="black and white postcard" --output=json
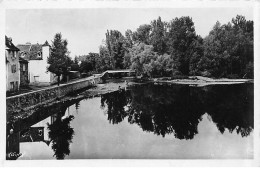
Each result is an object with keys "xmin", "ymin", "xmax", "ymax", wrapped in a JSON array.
[{"xmin": 1, "ymin": 0, "xmax": 259, "ymax": 167}]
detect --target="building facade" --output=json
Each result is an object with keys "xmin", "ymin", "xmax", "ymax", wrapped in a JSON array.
[
  {"xmin": 17, "ymin": 41, "xmax": 52, "ymax": 84},
  {"xmin": 6, "ymin": 36, "xmax": 20, "ymax": 92}
]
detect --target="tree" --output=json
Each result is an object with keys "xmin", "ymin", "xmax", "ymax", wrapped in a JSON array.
[
  {"xmin": 202, "ymin": 16, "xmax": 253, "ymax": 78},
  {"xmin": 90, "ymin": 15, "xmax": 253, "ymax": 79},
  {"xmin": 150, "ymin": 16, "xmax": 168, "ymax": 55},
  {"xmin": 79, "ymin": 60, "xmax": 93, "ymax": 74},
  {"xmin": 105, "ymin": 30, "xmax": 125, "ymax": 69},
  {"xmin": 167, "ymin": 16, "xmax": 199, "ymax": 75},
  {"xmin": 129, "ymin": 43, "xmax": 158, "ymax": 77},
  {"xmin": 47, "ymin": 113, "xmax": 75, "ymax": 159},
  {"xmin": 123, "ymin": 52, "xmax": 132, "ymax": 69},
  {"xmin": 189, "ymin": 36, "xmax": 204, "ymax": 75},
  {"xmin": 132, "ymin": 24, "xmax": 151, "ymax": 44},
  {"xmin": 47, "ymin": 33, "xmax": 72, "ymax": 85},
  {"xmin": 79, "ymin": 52, "xmax": 100, "ymax": 74},
  {"xmin": 231, "ymin": 15, "xmax": 253, "ymax": 77},
  {"xmin": 124, "ymin": 29, "xmax": 134, "ymax": 49},
  {"xmin": 155, "ymin": 54, "xmax": 174, "ymax": 76},
  {"xmin": 74, "ymin": 56, "xmax": 79, "ymax": 64},
  {"xmin": 202, "ymin": 21, "xmax": 225, "ymax": 77},
  {"xmin": 99, "ymin": 45, "xmax": 113, "ymax": 71},
  {"xmin": 122, "ymin": 30, "xmax": 134, "ymax": 69}
]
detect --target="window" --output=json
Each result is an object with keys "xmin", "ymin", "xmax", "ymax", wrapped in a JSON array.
[
  {"xmin": 37, "ymin": 52, "xmax": 42, "ymax": 58},
  {"xmin": 10, "ymin": 51, "xmax": 16, "ymax": 60},
  {"xmin": 10, "ymin": 82, "xmax": 14, "ymax": 91},
  {"xmin": 34, "ymin": 76, "xmax": 39, "ymax": 82},
  {"xmin": 21, "ymin": 52, "xmax": 25, "ymax": 57},
  {"xmin": 23, "ymin": 64, "xmax": 26, "ymax": 71},
  {"xmin": 11, "ymin": 64, "xmax": 16, "ymax": 73}
]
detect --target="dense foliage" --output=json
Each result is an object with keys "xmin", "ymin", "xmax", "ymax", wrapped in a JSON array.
[
  {"xmin": 77, "ymin": 15, "xmax": 253, "ymax": 79},
  {"xmin": 47, "ymin": 33, "xmax": 73, "ymax": 76},
  {"xmin": 201, "ymin": 16, "xmax": 253, "ymax": 78}
]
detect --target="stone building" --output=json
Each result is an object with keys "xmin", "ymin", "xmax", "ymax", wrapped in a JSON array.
[
  {"xmin": 6, "ymin": 36, "xmax": 20, "ymax": 92},
  {"xmin": 17, "ymin": 41, "xmax": 52, "ymax": 84}
]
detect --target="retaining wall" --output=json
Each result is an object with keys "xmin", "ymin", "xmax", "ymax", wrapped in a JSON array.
[{"xmin": 6, "ymin": 77, "xmax": 101, "ymax": 115}]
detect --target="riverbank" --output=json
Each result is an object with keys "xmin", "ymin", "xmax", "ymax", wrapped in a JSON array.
[
  {"xmin": 7, "ymin": 80, "xmax": 130, "ymax": 127},
  {"xmin": 6, "ymin": 76, "xmax": 102, "ymax": 118},
  {"xmin": 6, "ymin": 75, "xmax": 253, "ymax": 125},
  {"xmin": 154, "ymin": 76, "xmax": 253, "ymax": 86}
]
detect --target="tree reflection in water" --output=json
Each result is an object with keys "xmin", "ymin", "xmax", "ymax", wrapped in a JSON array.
[
  {"xmin": 47, "ymin": 109, "xmax": 75, "ymax": 160},
  {"xmin": 101, "ymin": 83, "xmax": 253, "ymax": 139},
  {"xmin": 202, "ymin": 84, "xmax": 254, "ymax": 137},
  {"xmin": 101, "ymin": 89, "xmax": 132, "ymax": 124}
]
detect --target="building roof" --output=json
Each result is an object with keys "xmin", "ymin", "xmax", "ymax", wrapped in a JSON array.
[
  {"xmin": 17, "ymin": 42, "xmax": 47, "ymax": 61},
  {"xmin": 42, "ymin": 40, "xmax": 50, "ymax": 47},
  {"xmin": 5, "ymin": 36, "xmax": 20, "ymax": 51},
  {"xmin": 16, "ymin": 44, "xmax": 31, "ymax": 52},
  {"xmin": 16, "ymin": 44, "xmax": 31, "ymax": 61},
  {"xmin": 29, "ymin": 44, "xmax": 43, "ymax": 60}
]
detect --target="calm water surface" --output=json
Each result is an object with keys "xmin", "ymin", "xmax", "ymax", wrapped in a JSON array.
[{"xmin": 7, "ymin": 83, "xmax": 254, "ymax": 159}]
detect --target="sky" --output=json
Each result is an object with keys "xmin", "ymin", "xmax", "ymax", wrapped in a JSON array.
[{"xmin": 6, "ymin": 8, "xmax": 253, "ymax": 58}]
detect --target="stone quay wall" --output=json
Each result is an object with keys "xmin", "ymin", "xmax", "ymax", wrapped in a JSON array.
[{"xmin": 6, "ymin": 77, "xmax": 101, "ymax": 115}]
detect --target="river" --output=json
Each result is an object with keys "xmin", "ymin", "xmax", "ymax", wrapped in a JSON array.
[{"xmin": 6, "ymin": 83, "xmax": 254, "ymax": 159}]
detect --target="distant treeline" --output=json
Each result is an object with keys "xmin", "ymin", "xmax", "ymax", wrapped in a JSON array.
[{"xmin": 76, "ymin": 15, "xmax": 253, "ymax": 79}]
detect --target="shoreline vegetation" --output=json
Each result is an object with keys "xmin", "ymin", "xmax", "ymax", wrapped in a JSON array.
[
  {"xmin": 7, "ymin": 76, "xmax": 252, "ymax": 124},
  {"xmin": 73, "ymin": 15, "xmax": 253, "ymax": 82},
  {"xmin": 45, "ymin": 15, "xmax": 253, "ymax": 92},
  {"xmin": 152, "ymin": 76, "xmax": 253, "ymax": 86},
  {"xmin": 103, "ymin": 76, "xmax": 253, "ymax": 88}
]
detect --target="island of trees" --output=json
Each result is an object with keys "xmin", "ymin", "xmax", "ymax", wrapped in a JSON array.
[{"xmin": 48, "ymin": 15, "xmax": 253, "ymax": 80}]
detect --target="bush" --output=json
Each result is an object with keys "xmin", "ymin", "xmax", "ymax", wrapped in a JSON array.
[
  {"xmin": 201, "ymin": 71, "xmax": 211, "ymax": 77},
  {"xmin": 172, "ymin": 70, "xmax": 182, "ymax": 76}
]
